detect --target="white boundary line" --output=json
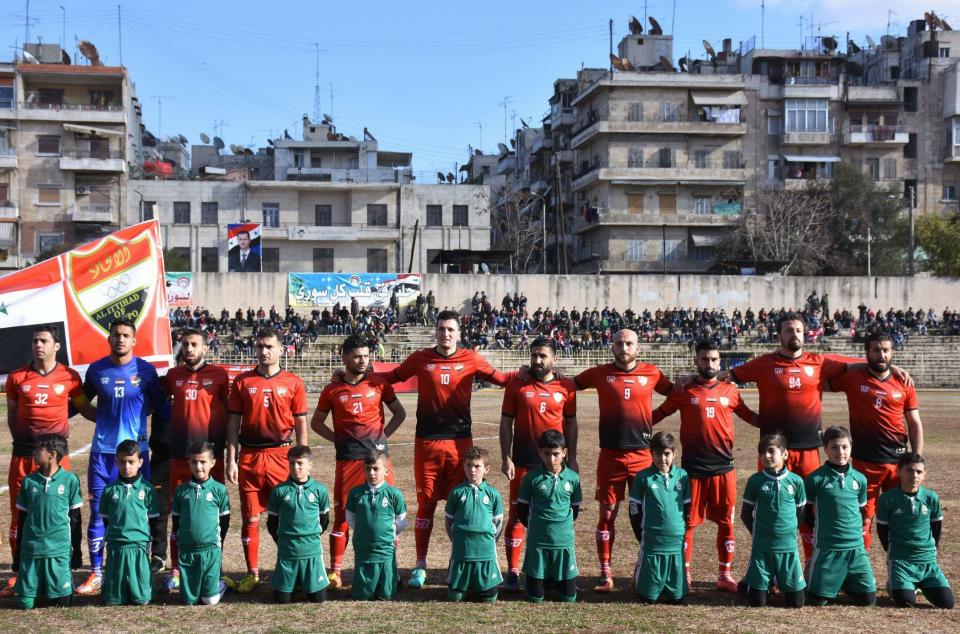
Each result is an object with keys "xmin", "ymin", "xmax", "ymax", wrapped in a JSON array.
[{"xmin": 0, "ymin": 443, "xmax": 92, "ymax": 494}]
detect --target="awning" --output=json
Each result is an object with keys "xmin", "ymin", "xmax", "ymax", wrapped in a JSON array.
[
  {"xmin": 782, "ymin": 154, "xmax": 840, "ymax": 163},
  {"xmin": 0, "ymin": 221, "xmax": 15, "ymax": 243},
  {"xmin": 690, "ymin": 230, "xmax": 724, "ymax": 247},
  {"xmin": 691, "ymin": 90, "xmax": 748, "ymax": 106},
  {"xmin": 63, "ymin": 123, "xmax": 125, "ymax": 137}
]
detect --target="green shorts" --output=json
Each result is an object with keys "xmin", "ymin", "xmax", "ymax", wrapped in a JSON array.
[
  {"xmin": 447, "ymin": 558, "xmax": 503, "ymax": 592},
  {"xmin": 179, "ymin": 547, "xmax": 223, "ymax": 606},
  {"xmin": 808, "ymin": 547, "xmax": 876, "ymax": 598},
  {"xmin": 634, "ymin": 550, "xmax": 686, "ymax": 602},
  {"xmin": 15, "ymin": 554, "xmax": 72, "ymax": 605},
  {"xmin": 522, "ymin": 546, "xmax": 578, "ymax": 582},
  {"xmin": 352, "ymin": 558, "xmax": 398, "ymax": 601},
  {"xmin": 103, "ymin": 543, "xmax": 152, "ymax": 606},
  {"xmin": 744, "ymin": 549, "xmax": 806, "ymax": 593},
  {"xmin": 888, "ymin": 559, "xmax": 951, "ymax": 592},
  {"xmin": 273, "ymin": 554, "xmax": 329, "ymax": 594}
]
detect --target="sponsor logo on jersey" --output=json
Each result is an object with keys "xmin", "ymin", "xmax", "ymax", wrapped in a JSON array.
[
  {"xmin": 803, "ymin": 366, "xmax": 814, "ymax": 377},
  {"xmin": 774, "ymin": 368, "xmax": 784, "ymax": 375},
  {"xmin": 339, "ymin": 394, "xmax": 349, "ymax": 402},
  {"xmin": 248, "ymin": 387, "xmax": 258, "ymax": 395},
  {"xmin": 606, "ymin": 376, "xmax": 616, "ymax": 383},
  {"xmin": 690, "ymin": 397, "xmax": 700, "ymax": 405},
  {"xmin": 176, "ymin": 380, "xmax": 184, "ymax": 387},
  {"xmin": 130, "ymin": 375, "xmax": 141, "ymax": 387},
  {"xmin": 860, "ymin": 385, "xmax": 870, "ymax": 393},
  {"xmin": 101, "ymin": 377, "xmax": 110, "ymax": 384},
  {"xmin": 366, "ymin": 391, "xmax": 375, "ymax": 399},
  {"xmin": 426, "ymin": 364, "xmax": 436, "ymax": 371},
  {"xmin": 719, "ymin": 397, "xmax": 730, "ymax": 407},
  {"xmin": 524, "ymin": 391, "xmax": 534, "ymax": 398},
  {"xmin": 202, "ymin": 379, "xmax": 213, "ymax": 386},
  {"xmin": 21, "ymin": 385, "xmax": 30, "ymax": 392}
]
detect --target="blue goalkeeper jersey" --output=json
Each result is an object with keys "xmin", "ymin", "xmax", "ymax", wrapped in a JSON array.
[{"xmin": 84, "ymin": 356, "xmax": 169, "ymax": 454}]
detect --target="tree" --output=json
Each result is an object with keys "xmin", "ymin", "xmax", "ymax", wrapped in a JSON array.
[
  {"xmin": 916, "ymin": 211, "xmax": 960, "ymax": 276},
  {"xmin": 163, "ymin": 248, "xmax": 191, "ymax": 272},
  {"xmin": 34, "ymin": 242, "xmax": 74, "ymax": 264},
  {"xmin": 487, "ymin": 186, "xmax": 546, "ymax": 273}
]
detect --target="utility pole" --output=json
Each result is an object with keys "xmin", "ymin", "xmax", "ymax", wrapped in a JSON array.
[
  {"xmin": 907, "ymin": 185, "xmax": 916, "ymax": 276},
  {"xmin": 474, "ymin": 121, "xmax": 484, "ymax": 151}
]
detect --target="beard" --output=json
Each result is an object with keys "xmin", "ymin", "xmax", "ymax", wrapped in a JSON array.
[
  {"xmin": 698, "ymin": 367, "xmax": 718, "ymax": 380},
  {"xmin": 531, "ymin": 365, "xmax": 550, "ymax": 380},
  {"xmin": 868, "ymin": 359, "xmax": 889, "ymax": 373},
  {"xmin": 783, "ymin": 337, "xmax": 802, "ymax": 352}
]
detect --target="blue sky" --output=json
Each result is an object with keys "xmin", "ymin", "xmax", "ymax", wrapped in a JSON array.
[{"xmin": 2, "ymin": 0, "xmax": 955, "ymax": 181}]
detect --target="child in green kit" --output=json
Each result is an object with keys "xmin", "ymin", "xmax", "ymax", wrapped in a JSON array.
[
  {"xmin": 171, "ymin": 442, "xmax": 230, "ymax": 606},
  {"xmin": 517, "ymin": 429, "xmax": 582, "ymax": 603},
  {"xmin": 346, "ymin": 450, "xmax": 407, "ymax": 600},
  {"xmin": 740, "ymin": 432, "xmax": 806, "ymax": 608},
  {"xmin": 267, "ymin": 445, "xmax": 331, "ymax": 604},
  {"xmin": 13, "ymin": 434, "xmax": 83, "ymax": 609},
  {"xmin": 99, "ymin": 439, "xmax": 160, "ymax": 606},
  {"xmin": 805, "ymin": 426, "xmax": 877, "ymax": 606},
  {"xmin": 444, "ymin": 446, "xmax": 504, "ymax": 602},
  {"xmin": 629, "ymin": 431, "xmax": 690, "ymax": 604},
  {"xmin": 877, "ymin": 452, "xmax": 954, "ymax": 609}
]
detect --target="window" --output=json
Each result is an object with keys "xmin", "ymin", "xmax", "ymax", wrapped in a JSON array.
[
  {"xmin": 767, "ymin": 113, "xmax": 782, "ymax": 135},
  {"xmin": 628, "ymin": 147, "xmax": 643, "ymax": 168},
  {"xmin": 0, "ymin": 80, "xmax": 12, "ymax": 109},
  {"xmin": 452, "ymin": 205, "xmax": 469, "ymax": 227},
  {"xmin": 624, "ymin": 240, "xmax": 645, "ymax": 261},
  {"xmin": 37, "ymin": 136, "xmax": 60, "ymax": 155},
  {"xmin": 767, "ymin": 157, "xmax": 781, "ymax": 180},
  {"xmin": 723, "ymin": 151, "xmax": 743, "ymax": 169},
  {"xmin": 172, "ymin": 247, "xmax": 191, "ymax": 270},
  {"xmin": 37, "ymin": 233, "xmax": 63, "ymax": 254},
  {"xmin": 141, "ymin": 201, "xmax": 156, "ymax": 221},
  {"xmin": 293, "ymin": 150, "xmax": 305, "ymax": 168},
  {"xmin": 426, "ymin": 248, "xmax": 442, "ymax": 273},
  {"xmin": 261, "ymin": 247, "xmax": 280, "ymax": 272},
  {"xmin": 785, "ymin": 98, "xmax": 829, "ymax": 132},
  {"xmin": 366, "ymin": 248, "xmax": 388, "ymax": 273},
  {"xmin": 173, "ymin": 201, "xmax": 191, "ymax": 224},
  {"xmin": 694, "ymin": 196, "xmax": 711, "ymax": 214},
  {"xmin": 88, "ymin": 90, "xmax": 113, "ymax": 107},
  {"xmin": 657, "ymin": 148, "xmax": 673, "ymax": 168},
  {"xmin": 693, "ymin": 150, "xmax": 710, "ymax": 168},
  {"xmin": 426, "ymin": 204, "xmax": 443, "ymax": 226},
  {"xmin": 883, "ymin": 159, "xmax": 897, "ymax": 180},
  {"xmin": 262, "ymin": 203, "xmax": 280, "ymax": 228},
  {"xmin": 627, "ymin": 193, "xmax": 644, "ymax": 213},
  {"xmin": 200, "ymin": 247, "xmax": 219, "ymax": 272},
  {"xmin": 0, "ymin": 184, "xmax": 8, "ymax": 205},
  {"xmin": 38, "ymin": 185, "xmax": 60, "ymax": 205},
  {"xmin": 943, "ymin": 186, "xmax": 957, "ymax": 201},
  {"xmin": 37, "ymin": 89, "xmax": 63, "ymax": 106},
  {"xmin": 866, "ymin": 158, "xmax": 880, "ymax": 181},
  {"xmin": 904, "ymin": 133, "xmax": 918, "ymax": 159},
  {"xmin": 663, "ymin": 239, "xmax": 682, "ymax": 261},
  {"xmin": 693, "ymin": 245, "xmax": 715, "ymax": 261},
  {"xmin": 820, "ymin": 162, "xmax": 835, "ymax": 179},
  {"xmin": 313, "ymin": 247, "xmax": 334, "ymax": 272},
  {"xmin": 315, "ymin": 204, "xmax": 332, "ymax": 226},
  {"xmin": 627, "ymin": 102, "xmax": 644, "ymax": 122},
  {"xmin": 903, "ymin": 87, "xmax": 918, "ymax": 113},
  {"xmin": 367, "ymin": 203, "xmax": 388, "ymax": 226},
  {"xmin": 940, "ymin": 47, "xmax": 951, "ymax": 58},
  {"xmin": 201, "ymin": 202, "xmax": 218, "ymax": 225},
  {"xmin": 660, "ymin": 102, "xmax": 679, "ymax": 122},
  {"xmin": 658, "ymin": 193, "xmax": 677, "ymax": 213}
]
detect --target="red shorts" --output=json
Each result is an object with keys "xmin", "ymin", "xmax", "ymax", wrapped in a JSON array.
[
  {"xmin": 595, "ymin": 448, "xmax": 652, "ymax": 505},
  {"xmin": 688, "ymin": 470, "xmax": 737, "ymax": 527},
  {"xmin": 8, "ymin": 455, "xmax": 71, "ymax": 535},
  {"xmin": 169, "ymin": 456, "xmax": 226, "ymax": 503},
  {"xmin": 508, "ymin": 466, "xmax": 532, "ymax": 510},
  {"xmin": 853, "ymin": 459, "xmax": 899, "ymax": 519},
  {"xmin": 413, "ymin": 437, "xmax": 472, "ymax": 508},
  {"xmin": 757, "ymin": 447, "xmax": 821, "ymax": 479},
  {"xmin": 333, "ymin": 458, "xmax": 395, "ymax": 525},
  {"xmin": 238, "ymin": 446, "xmax": 290, "ymax": 519}
]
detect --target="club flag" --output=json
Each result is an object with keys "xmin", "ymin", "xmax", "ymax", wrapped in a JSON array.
[{"xmin": 0, "ymin": 220, "xmax": 173, "ymax": 381}]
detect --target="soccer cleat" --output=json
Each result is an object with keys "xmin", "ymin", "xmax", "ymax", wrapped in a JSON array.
[
  {"xmin": 327, "ymin": 571, "xmax": 343, "ymax": 590},
  {"xmin": 594, "ymin": 575, "xmax": 614, "ymax": 593},
  {"xmin": 234, "ymin": 572, "xmax": 260, "ymax": 594},
  {"xmin": 716, "ymin": 573, "xmax": 738, "ymax": 593},
  {"xmin": 0, "ymin": 576, "xmax": 16, "ymax": 598},
  {"xmin": 216, "ymin": 579, "xmax": 228, "ymax": 600},
  {"xmin": 221, "ymin": 575, "xmax": 236, "ymax": 591},
  {"xmin": 157, "ymin": 570, "xmax": 180, "ymax": 594},
  {"xmin": 76, "ymin": 572, "xmax": 103, "ymax": 595},
  {"xmin": 502, "ymin": 571, "xmax": 520, "ymax": 593},
  {"xmin": 407, "ymin": 567, "xmax": 427, "ymax": 589},
  {"xmin": 150, "ymin": 556, "xmax": 167, "ymax": 575}
]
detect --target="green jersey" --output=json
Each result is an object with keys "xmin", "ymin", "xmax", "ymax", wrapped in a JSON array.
[
  {"xmin": 100, "ymin": 475, "xmax": 159, "ymax": 546},
  {"xmin": 629, "ymin": 465, "xmax": 690, "ymax": 554},
  {"xmin": 346, "ymin": 482, "xmax": 406, "ymax": 563},
  {"xmin": 742, "ymin": 468, "xmax": 806, "ymax": 552},
  {"xmin": 267, "ymin": 477, "xmax": 330, "ymax": 560},
  {"xmin": 171, "ymin": 478, "xmax": 230, "ymax": 552},
  {"xmin": 445, "ymin": 480, "xmax": 504, "ymax": 562},
  {"xmin": 876, "ymin": 486, "xmax": 942, "ymax": 562},
  {"xmin": 517, "ymin": 466, "xmax": 582, "ymax": 550},
  {"xmin": 804, "ymin": 463, "xmax": 867, "ymax": 550},
  {"xmin": 15, "ymin": 467, "xmax": 82, "ymax": 559}
]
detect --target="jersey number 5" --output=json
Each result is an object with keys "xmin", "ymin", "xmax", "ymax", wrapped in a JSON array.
[{"xmin": 263, "ymin": 395, "xmax": 271, "ymax": 409}]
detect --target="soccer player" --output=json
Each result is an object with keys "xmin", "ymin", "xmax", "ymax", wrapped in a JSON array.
[
  {"xmin": 740, "ymin": 433, "xmax": 806, "ymax": 608},
  {"xmin": 226, "ymin": 326, "xmax": 309, "ymax": 594},
  {"xmin": 266, "ymin": 445, "xmax": 330, "ymax": 604},
  {"xmin": 312, "ymin": 334, "xmax": 406, "ymax": 589},
  {"xmin": 12, "ymin": 434, "xmax": 83, "ymax": 610},
  {"xmin": 78, "ymin": 318, "xmax": 170, "ymax": 595},
  {"xmin": 160, "ymin": 328, "xmax": 230, "ymax": 591},
  {"xmin": 574, "ymin": 328, "xmax": 672, "ymax": 592},
  {"xmin": 629, "ymin": 431, "xmax": 690, "ymax": 605},
  {"xmin": 652, "ymin": 340, "xmax": 757, "ymax": 592},
  {"xmin": 99, "ymin": 440, "xmax": 160, "ymax": 606},
  {"xmin": 499, "ymin": 337, "xmax": 577, "ymax": 591},
  {"xmin": 827, "ymin": 331, "xmax": 922, "ymax": 549},
  {"xmin": 804, "ymin": 426, "xmax": 877, "ymax": 606},
  {"xmin": 444, "ymin": 445, "xmax": 504, "ymax": 602},
  {"xmin": 876, "ymin": 453, "xmax": 954, "ymax": 609},
  {"xmin": 2, "ymin": 325, "xmax": 92, "ymax": 597}
]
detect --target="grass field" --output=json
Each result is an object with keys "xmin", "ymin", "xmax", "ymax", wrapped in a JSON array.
[{"xmin": 1, "ymin": 388, "xmax": 959, "ymax": 632}]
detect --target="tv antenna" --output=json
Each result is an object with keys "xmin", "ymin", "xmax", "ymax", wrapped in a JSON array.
[
  {"xmin": 498, "ymin": 96, "xmax": 513, "ymax": 144},
  {"xmin": 312, "ymin": 43, "xmax": 328, "ymax": 122},
  {"xmin": 474, "ymin": 121, "xmax": 484, "ymax": 150},
  {"xmin": 152, "ymin": 95, "xmax": 175, "ymax": 137},
  {"xmin": 213, "ymin": 117, "xmax": 228, "ymax": 138},
  {"xmin": 327, "ymin": 83, "xmax": 336, "ymax": 121}
]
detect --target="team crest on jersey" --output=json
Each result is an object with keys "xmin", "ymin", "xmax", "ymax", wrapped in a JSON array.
[
  {"xmin": 112, "ymin": 492, "xmax": 120, "ymax": 500},
  {"xmin": 283, "ymin": 494, "xmax": 291, "ymax": 501},
  {"xmin": 650, "ymin": 482, "xmax": 658, "ymax": 489},
  {"xmin": 786, "ymin": 484, "xmax": 794, "ymax": 494},
  {"xmin": 57, "ymin": 484, "xmax": 65, "ymax": 495},
  {"xmin": 460, "ymin": 495, "xmax": 467, "ymax": 503},
  {"xmin": 922, "ymin": 505, "xmax": 929, "ymax": 515},
  {"xmin": 482, "ymin": 495, "xmax": 490, "ymax": 504},
  {"xmin": 202, "ymin": 379, "xmax": 213, "ymax": 387},
  {"xmin": 339, "ymin": 394, "xmax": 350, "ymax": 402},
  {"xmin": 803, "ymin": 367, "xmax": 814, "ymax": 377},
  {"xmin": 851, "ymin": 481, "xmax": 859, "ymax": 491},
  {"xmin": 639, "ymin": 377, "xmax": 648, "ymax": 386},
  {"xmin": 277, "ymin": 386, "xmax": 287, "ymax": 396},
  {"xmin": 130, "ymin": 375, "xmax": 141, "ymax": 387},
  {"xmin": 553, "ymin": 392, "xmax": 563, "ymax": 403},
  {"xmin": 606, "ymin": 376, "xmax": 615, "ymax": 383},
  {"xmin": 21, "ymin": 385, "xmax": 30, "ymax": 393},
  {"xmin": 564, "ymin": 482, "xmax": 571, "ymax": 492},
  {"xmin": 206, "ymin": 492, "xmax": 213, "ymax": 501},
  {"xmin": 426, "ymin": 364, "xmax": 436, "ymax": 371},
  {"xmin": 525, "ymin": 391, "xmax": 534, "ymax": 398},
  {"xmin": 248, "ymin": 387, "xmax": 258, "ymax": 395},
  {"xmin": 774, "ymin": 368, "xmax": 784, "ymax": 375},
  {"xmin": 761, "ymin": 484, "xmax": 770, "ymax": 492},
  {"xmin": 892, "ymin": 392, "xmax": 902, "ymax": 399},
  {"xmin": 454, "ymin": 364, "xmax": 464, "ymax": 372},
  {"xmin": 138, "ymin": 490, "xmax": 145, "ymax": 500},
  {"xmin": 381, "ymin": 498, "xmax": 389, "ymax": 508},
  {"xmin": 676, "ymin": 482, "xmax": 683, "ymax": 491},
  {"xmin": 719, "ymin": 397, "xmax": 729, "ymax": 407},
  {"xmin": 308, "ymin": 493, "xmax": 316, "ymax": 502}
]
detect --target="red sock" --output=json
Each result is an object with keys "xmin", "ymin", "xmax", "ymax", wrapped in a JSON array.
[
  {"xmin": 596, "ymin": 510, "xmax": 615, "ymax": 572},
  {"xmin": 329, "ymin": 523, "xmax": 348, "ymax": 571},
  {"xmin": 505, "ymin": 515, "xmax": 525, "ymax": 572},
  {"xmin": 414, "ymin": 511, "xmax": 434, "ymax": 565},
  {"xmin": 800, "ymin": 524, "xmax": 814, "ymax": 560},
  {"xmin": 683, "ymin": 526, "xmax": 695, "ymax": 568},
  {"xmin": 717, "ymin": 521, "xmax": 735, "ymax": 573},
  {"xmin": 862, "ymin": 518, "xmax": 873, "ymax": 550},
  {"xmin": 241, "ymin": 521, "xmax": 260, "ymax": 573},
  {"xmin": 170, "ymin": 534, "xmax": 179, "ymax": 572}
]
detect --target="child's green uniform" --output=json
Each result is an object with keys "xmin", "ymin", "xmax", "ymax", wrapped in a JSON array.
[
  {"xmin": 518, "ymin": 466, "xmax": 582, "ymax": 590},
  {"xmin": 805, "ymin": 463, "xmax": 876, "ymax": 598},
  {"xmin": 346, "ymin": 482, "xmax": 407, "ymax": 600},
  {"xmin": 445, "ymin": 480, "xmax": 504, "ymax": 598},
  {"xmin": 267, "ymin": 477, "xmax": 331, "ymax": 595},
  {"xmin": 876, "ymin": 486, "xmax": 951, "ymax": 592},
  {"xmin": 172, "ymin": 478, "xmax": 230, "ymax": 605},
  {"xmin": 14, "ymin": 467, "xmax": 83, "ymax": 609},
  {"xmin": 99, "ymin": 475, "xmax": 159, "ymax": 605},
  {"xmin": 629, "ymin": 464, "xmax": 690, "ymax": 602},
  {"xmin": 741, "ymin": 468, "xmax": 807, "ymax": 592}
]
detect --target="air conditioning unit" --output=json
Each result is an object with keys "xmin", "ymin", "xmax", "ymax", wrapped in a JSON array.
[{"xmin": 75, "ymin": 184, "xmax": 90, "ymax": 196}]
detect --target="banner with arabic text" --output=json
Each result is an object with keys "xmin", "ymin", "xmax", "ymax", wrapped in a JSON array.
[
  {"xmin": 288, "ymin": 273, "xmax": 421, "ymax": 309},
  {"xmin": 165, "ymin": 272, "xmax": 193, "ymax": 307}
]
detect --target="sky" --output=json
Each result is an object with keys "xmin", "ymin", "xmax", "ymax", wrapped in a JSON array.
[{"xmin": 2, "ymin": 0, "xmax": 957, "ymax": 182}]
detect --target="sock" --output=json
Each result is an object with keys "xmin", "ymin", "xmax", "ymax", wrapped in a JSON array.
[
  {"xmin": 862, "ymin": 517, "xmax": 873, "ymax": 550},
  {"xmin": 170, "ymin": 533, "xmax": 179, "ymax": 572},
  {"xmin": 683, "ymin": 526, "xmax": 695, "ymax": 569},
  {"xmin": 596, "ymin": 509, "xmax": 615, "ymax": 574},
  {"xmin": 414, "ymin": 504, "xmax": 436, "ymax": 565},
  {"xmin": 799, "ymin": 524, "xmax": 814, "ymax": 560},
  {"xmin": 717, "ymin": 521, "xmax": 735, "ymax": 575},
  {"xmin": 505, "ymin": 512, "xmax": 525, "ymax": 572},
  {"xmin": 8, "ymin": 522, "xmax": 16, "ymax": 560},
  {"xmin": 329, "ymin": 523, "xmax": 348, "ymax": 572},
  {"xmin": 241, "ymin": 520, "xmax": 260, "ymax": 573}
]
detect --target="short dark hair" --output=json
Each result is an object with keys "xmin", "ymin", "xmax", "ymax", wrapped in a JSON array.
[
  {"xmin": 187, "ymin": 441, "xmax": 215, "ymax": 459},
  {"xmin": 363, "ymin": 449, "xmax": 389, "ymax": 466},
  {"xmin": 758, "ymin": 433, "xmax": 787, "ymax": 454},
  {"xmin": 436, "ymin": 310, "xmax": 460, "ymax": 326},
  {"xmin": 897, "ymin": 452, "xmax": 925, "ymax": 468},
  {"xmin": 650, "ymin": 431, "xmax": 676, "ymax": 454},
  {"xmin": 864, "ymin": 331, "xmax": 894, "ymax": 352},
  {"xmin": 464, "ymin": 445, "xmax": 490, "ymax": 464},
  {"xmin": 256, "ymin": 327, "xmax": 281, "ymax": 343},
  {"xmin": 109, "ymin": 318, "xmax": 137, "ymax": 336},
  {"xmin": 537, "ymin": 429, "xmax": 566, "ymax": 449},
  {"xmin": 822, "ymin": 425, "xmax": 852, "ymax": 447},
  {"xmin": 776, "ymin": 312, "xmax": 804, "ymax": 335},
  {"xmin": 237, "ymin": 230, "xmax": 250, "ymax": 239},
  {"xmin": 33, "ymin": 324, "xmax": 61, "ymax": 344},
  {"xmin": 529, "ymin": 337, "xmax": 557, "ymax": 353},
  {"xmin": 694, "ymin": 339, "xmax": 718, "ymax": 355},
  {"xmin": 180, "ymin": 327, "xmax": 208, "ymax": 344},
  {"xmin": 342, "ymin": 334, "xmax": 369, "ymax": 356},
  {"xmin": 287, "ymin": 445, "xmax": 312, "ymax": 461},
  {"xmin": 115, "ymin": 439, "xmax": 141, "ymax": 458},
  {"xmin": 36, "ymin": 434, "xmax": 68, "ymax": 462}
]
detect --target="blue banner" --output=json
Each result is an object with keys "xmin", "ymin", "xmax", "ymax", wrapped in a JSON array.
[{"xmin": 288, "ymin": 273, "xmax": 422, "ymax": 308}]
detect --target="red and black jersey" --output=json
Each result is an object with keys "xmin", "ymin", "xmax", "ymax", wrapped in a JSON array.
[
  {"xmin": 227, "ymin": 369, "xmax": 307, "ymax": 447},
  {"xmin": 316, "ymin": 375, "xmax": 397, "ymax": 461},
  {"xmin": 829, "ymin": 369, "xmax": 918, "ymax": 464},
  {"xmin": 384, "ymin": 347, "xmax": 508, "ymax": 439},
  {"xmin": 5, "ymin": 363, "xmax": 83, "ymax": 456},
  {"xmin": 501, "ymin": 375, "xmax": 577, "ymax": 468},
  {"xmin": 730, "ymin": 352, "xmax": 848, "ymax": 449},
  {"xmin": 654, "ymin": 380, "xmax": 754, "ymax": 477},
  {"xmin": 163, "ymin": 363, "xmax": 230, "ymax": 458},
  {"xmin": 575, "ymin": 362, "xmax": 671, "ymax": 450}
]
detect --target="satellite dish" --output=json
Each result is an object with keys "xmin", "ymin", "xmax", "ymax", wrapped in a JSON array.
[
  {"xmin": 474, "ymin": 149, "xmax": 482, "ymax": 156},
  {"xmin": 78, "ymin": 40, "xmax": 101, "ymax": 65},
  {"xmin": 322, "ymin": 113, "xmax": 332, "ymax": 123},
  {"xmin": 446, "ymin": 172, "xmax": 455, "ymax": 183},
  {"xmin": 848, "ymin": 40, "xmax": 861, "ymax": 55},
  {"xmin": 943, "ymin": 17, "xmax": 954, "ymax": 31},
  {"xmin": 610, "ymin": 53, "xmax": 626, "ymax": 70},
  {"xmin": 22, "ymin": 50, "xmax": 40, "ymax": 64},
  {"xmin": 243, "ymin": 148, "xmax": 254, "ymax": 157},
  {"xmin": 61, "ymin": 49, "xmax": 71, "ymax": 65},
  {"xmin": 659, "ymin": 56, "xmax": 675, "ymax": 71},
  {"xmin": 283, "ymin": 128, "xmax": 293, "ymax": 140},
  {"xmin": 629, "ymin": 16, "xmax": 643, "ymax": 34},
  {"xmin": 436, "ymin": 171, "xmax": 445, "ymax": 182},
  {"xmin": 267, "ymin": 139, "xmax": 274, "ymax": 146},
  {"xmin": 509, "ymin": 139, "xmax": 516, "ymax": 150},
  {"xmin": 520, "ymin": 118, "xmax": 529, "ymax": 128},
  {"xmin": 497, "ymin": 142, "xmax": 509, "ymax": 155},
  {"xmin": 678, "ymin": 56, "xmax": 689, "ymax": 72},
  {"xmin": 649, "ymin": 16, "xmax": 663, "ymax": 35},
  {"xmin": 845, "ymin": 62, "xmax": 863, "ymax": 77},
  {"xmin": 866, "ymin": 35, "xmax": 876, "ymax": 48},
  {"xmin": 822, "ymin": 36, "xmax": 838, "ymax": 51},
  {"xmin": 213, "ymin": 136, "xmax": 225, "ymax": 150},
  {"xmin": 932, "ymin": 12, "xmax": 944, "ymax": 31},
  {"xmin": 178, "ymin": 134, "xmax": 188, "ymax": 145},
  {"xmin": 703, "ymin": 40, "xmax": 717, "ymax": 60},
  {"xmin": 622, "ymin": 58, "xmax": 636, "ymax": 71},
  {"xmin": 200, "ymin": 132, "xmax": 211, "ymax": 144}
]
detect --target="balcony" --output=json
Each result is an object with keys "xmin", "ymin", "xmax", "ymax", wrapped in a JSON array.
[
  {"xmin": 285, "ymin": 166, "xmax": 411, "ymax": 183},
  {"xmin": 287, "ymin": 224, "xmax": 401, "ymax": 242},
  {"xmin": 530, "ymin": 135, "xmax": 553, "ymax": 155},
  {"xmin": 571, "ymin": 117, "xmax": 746, "ymax": 148},
  {"xmin": 783, "ymin": 177, "xmax": 831, "ymax": 190},
  {"xmin": 550, "ymin": 107, "xmax": 575, "ymax": 129},
  {"xmin": 18, "ymin": 101, "xmax": 125, "ymax": 124},
  {"xmin": 551, "ymin": 150, "xmax": 574, "ymax": 165},
  {"xmin": 945, "ymin": 145, "xmax": 960, "ymax": 163},
  {"xmin": 781, "ymin": 124, "xmax": 835, "ymax": 145},
  {"xmin": 72, "ymin": 203, "xmax": 114, "ymax": 223},
  {"xmin": 0, "ymin": 148, "xmax": 16, "ymax": 169},
  {"xmin": 574, "ymin": 209, "xmax": 742, "ymax": 234},
  {"xmin": 497, "ymin": 154, "xmax": 517, "ymax": 175},
  {"xmin": 573, "ymin": 161, "xmax": 747, "ymax": 191},
  {"xmin": 0, "ymin": 201, "xmax": 18, "ymax": 219},
  {"xmin": 843, "ymin": 124, "xmax": 908, "ymax": 146},
  {"xmin": 60, "ymin": 150, "xmax": 126, "ymax": 172}
]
